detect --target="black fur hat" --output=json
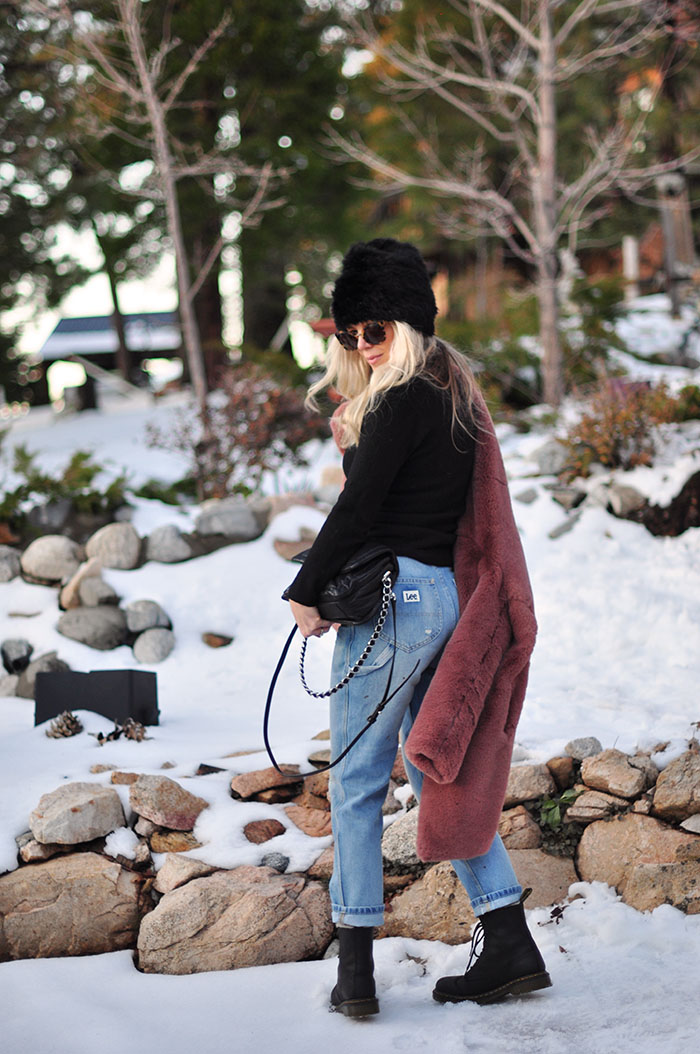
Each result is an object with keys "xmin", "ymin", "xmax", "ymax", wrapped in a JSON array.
[{"xmin": 331, "ymin": 238, "xmax": 437, "ymax": 335}]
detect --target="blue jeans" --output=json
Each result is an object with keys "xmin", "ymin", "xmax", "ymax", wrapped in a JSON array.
[{"xmin": 328, "ymin": 557, "xmax": 522, "ymax": 927}]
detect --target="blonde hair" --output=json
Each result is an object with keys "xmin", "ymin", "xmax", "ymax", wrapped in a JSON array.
[{"xmin": 306, "ymin": 321, "xmax": 479, "ymax": 448}]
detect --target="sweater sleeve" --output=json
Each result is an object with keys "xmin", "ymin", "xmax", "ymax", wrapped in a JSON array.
[{"xmin": 284, "ymin": 385, "xmax": 424, "ymax": 606}]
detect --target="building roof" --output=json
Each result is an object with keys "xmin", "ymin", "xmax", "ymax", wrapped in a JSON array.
[{"xmin": 38, "ymin": 312, "xmax": 181, "ymax": 361}]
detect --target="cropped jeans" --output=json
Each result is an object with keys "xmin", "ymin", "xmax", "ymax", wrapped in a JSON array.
[{"xmin": 328, "ymin": 556, "xmax": 522, "ymax": 928}]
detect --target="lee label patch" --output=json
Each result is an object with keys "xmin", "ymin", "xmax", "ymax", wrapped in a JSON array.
[{"xmin": 402, "ymin": 589, "xmax": 421, "ymax": 603}]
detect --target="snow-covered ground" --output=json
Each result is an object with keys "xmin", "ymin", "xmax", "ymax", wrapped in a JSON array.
[{"xmin": 1, "ymin": 295, "xmax": 700, "ymax": 1053}]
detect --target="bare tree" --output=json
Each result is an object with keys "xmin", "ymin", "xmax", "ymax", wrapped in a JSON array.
[
  {"xmin": 332, "ymin": 0, "xmax": 699, "ymax": 405},
  {"xmin": 31, "ymin": 0, "xmax": 285, "ymax": 418}
]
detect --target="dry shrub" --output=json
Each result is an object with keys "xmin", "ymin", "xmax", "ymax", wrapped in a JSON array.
[{"xmin": 560, "ymin": 379, "xmax": 696, "ymax": 481}]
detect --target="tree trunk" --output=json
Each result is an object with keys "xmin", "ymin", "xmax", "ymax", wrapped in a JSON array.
[
  {"xmin": 239, "ymin": 229, "xmax": 292, "ymax": 354},
  {"xmin": 121, "ymin": 1, "xmax": 208, "ymax": 418},
  {"xmin": 92, "ymin": 222, "xmax": 131, "ymax": 381},
  {"xmin": 534, "ymin": 0, "xmax": 563, "ymax": 406}
]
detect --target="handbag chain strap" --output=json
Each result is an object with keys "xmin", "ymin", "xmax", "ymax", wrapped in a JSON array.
[
  {"xmin": 298, "ymin": 570, "xmax": 394, "ymax": 699},
  {"xmin": 263, "ymin": 577, "xmax": 419, "ymax": 778}
]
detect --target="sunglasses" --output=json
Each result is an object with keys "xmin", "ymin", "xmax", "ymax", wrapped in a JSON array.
[{"xmin": 335, "ymin": 321, "xmax": 387, "ymax": 351}]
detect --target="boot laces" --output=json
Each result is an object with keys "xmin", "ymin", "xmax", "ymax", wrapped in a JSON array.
[{"xmin": 465, "ymin": 918, "xmax": 485, "ymax": 973}]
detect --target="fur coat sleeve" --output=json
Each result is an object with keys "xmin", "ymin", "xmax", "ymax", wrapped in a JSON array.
[{"xmin": 404, "ymin": 392, "xmax": 537, "ymax": 861}]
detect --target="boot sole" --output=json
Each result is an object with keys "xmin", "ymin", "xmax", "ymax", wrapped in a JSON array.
[
  {"xmin": 330, "ymin": 996, "xmax": 380, "ymax": 1018},
  {"xmin": 433, "ymin": 971, "xmax": 552, "ymax": 1006}
]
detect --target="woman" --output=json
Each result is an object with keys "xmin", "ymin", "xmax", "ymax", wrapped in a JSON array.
[{"xmin": 285, "ymin": 239, "xmax": 550, "ymax": 1017}]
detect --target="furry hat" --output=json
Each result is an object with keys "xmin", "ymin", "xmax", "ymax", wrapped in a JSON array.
[{"xmin": 331, "ymin": 238, "xmax": 437, "ymax": 335}]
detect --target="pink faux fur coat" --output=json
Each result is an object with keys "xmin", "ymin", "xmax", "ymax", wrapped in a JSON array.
[{"xmin": 404, "ymin": 391, "xmax": 537, "ymax": 860}]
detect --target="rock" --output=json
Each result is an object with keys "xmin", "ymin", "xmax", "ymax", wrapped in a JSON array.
[
  {"xmin": 307, "ymin": 749, "xmax": 331, "ymax": 767},
  {"xmin": 230, "ymin": 765, "xmax": 302, "ymax": 801},
  {"xmin": 135, "ymin": 816, "xmax": 158, "ymax": 837},
  {"xmin": 153, "ymin": 854, "xmax": 218, "ymax": 894},
  {"xmin": 652, "ymin": 751, "xmax": 700, "ymax": 822},
  {"xmin": 1, "ymin": 638, "xmax": 33, "ymax": 674},
  {"xmin": 564, "ymin": 736, "xmax": 603, "ymax": 761},
  {"xmin": 0, "ymin": 673, "xmax": 19, "ymax": 696},
  {"xmin": 0, "ymin": 853, "xmax": 147, "ymax": 960},
  {"xmin": 681, "ymin": 815, "xmax": 700, "ymax": 834},
  {"xmin": 57, "ymin": 607, "xmax": 129, "ymax": 650},
  {"xmin": 133, "ymin": 628, "xmax": 175, "ymax": 664},
  {"xmin": 0, "ymin": 545, "xmax": 21, "ymax": 582},
  {"xmin": 129, "ymin": 775, "xmax": 209, "ymax": 831},
  {"xmin": 631, "ymin": 795, "xmax": 653, "ymax": 815},
  {"xmin": 110, "ymin": 771, "xmax": 141, "ymax": 785},
  {"xmin": 514, "ymin": 487, "xmax": 538, "ymax": 505},
  {"xmin": 85, "ymin": 522, "xmax": 141, "ymax": 569},
  {"xmin": 381, "ymin": 808, "xmax": 420, "ymax": 869},
  {"xmin": 145, "ymin": 524, "xmax": 193, "ymax": 564},
  {"xmin": 580, "ymin": 749, "xmax": 648, "ymax": 799},
  {"xmin": 125, "ymin": 599, "xmax": 172, "ymax": 633},
  {"xmin": 20, "ymin": 536, "xmax": 81, "ymax": 584},
  {"xmin": 137, "ymin": 865, "xmax": 333, "ymax": 974},
  {"xmin": 273, "ymin": 537, "xmax": 316, "ymax": 562},
  {"xmin": 261, "ymin": 853, "xmax": 290, "ymax": 873},
  {"xmin": 546, "ymin": 756, "xmax": 575, "ymax": 790},
  {"xmin": 504, "ymin": 764, "xmax": 556, "ymax": 807},
  {"xmin": 194, "ymin": 497, "xmax": 261, "ymax": 541},
  {"xmin": 243, "ymin": 818, "xmax": 286, "ymax": 844},
  {"xmin": 498, "ymin": 805, "xmax": 542, "ymax": 849},
  {"xmin": 29, "ymin": 782, "xmax": 125, "ymax": 844},
  {"xmin": 290, "ymin": 787, "xmax": 330, "ymax": 813},
  {"xmin": 284, "ymin": 805, "xmax": 333, "ymax": 838},
  {"xmin": 150, "ymin": 831, "xmax": 201, "ymax": 854},
  {"xmin": 563, "ymin": 788, "xmax": 629, "ymax": 824},
  {"xmin": 608, "ymin": 482, "xmax": 646, "ymax": 517},
  {"xmin": 576, "ymin": 813, "xmax": 700, "ymax": 891},
  {"xmin": 379, "ymin": 861, "xmax": 475, "ymax": 944},
  {"xmin": 16, "ymin": 651, "xmax": 71, "ymax": 699},
  {"xmin": 510, "ymin": 849, "xmax": 578, "ymax": 908},
  {"xmin": 549, "ymin": 512, "xmax": 583, "ymax": 539},
  {"xmin": 550, "ymin": 486, "xmax": 585, "ymax": 511},
  {"xmin": 78, "ymin": 577, "xmax": 119, "ymax": 607},
  {"xmin": 58, "ymin": 557, "xmax": 103, "ymax": 610},
  {"xmin": 19, "ymin": 838, "xmax": 70, "ymax": 863},
  {"xmin": 201, "ymin": 632, "xmax": 233, "ymax": 648},
  {"xmin": 531, "ymin": 438, "xmax": 569, "ymax": 476},
  {"xmin": 382, "ymin": 779, "xmax": 403, "ymax": 816},
  {"xmin": 622, "ymin": 859, "xmax": 700, "ymax": 914},
  {"xmin": 307, "ymin": 846, "xmax": 335, "ymax": 881}
]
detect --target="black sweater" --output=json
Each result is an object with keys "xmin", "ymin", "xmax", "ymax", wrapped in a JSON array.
[{"xmin": 286, "ymin": 376, "xmax": 475, "ymax": 607}]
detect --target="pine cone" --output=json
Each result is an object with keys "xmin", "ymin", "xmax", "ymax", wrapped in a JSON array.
[
  {"xmin": 122, "ymin": 717, "xmax": 148, "ymax": 742},
  {"xmin": 46, "ymin": 711, "xmax": 84, "ymax": 739}
]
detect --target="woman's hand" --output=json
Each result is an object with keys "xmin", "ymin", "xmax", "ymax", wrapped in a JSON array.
[{"xmin": 289, "ymin": 599, "xmax": 334, "ymax": 639}]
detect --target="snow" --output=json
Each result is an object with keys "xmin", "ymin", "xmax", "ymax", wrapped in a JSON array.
[{"xmin": 1, "ymin": 296, "xmax": 700, "ymax": 1052}]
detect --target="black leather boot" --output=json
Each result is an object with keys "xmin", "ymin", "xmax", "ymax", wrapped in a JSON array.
[
  {"xmin": 433, "ymin": 889, "xmax": 552, "ymax": 1005},
  {"xmin": 330, "ymin": 925, "xmax": 380, "ymax": 1017}
]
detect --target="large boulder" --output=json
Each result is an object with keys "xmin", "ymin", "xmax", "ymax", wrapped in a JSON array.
[
  {"xmin": 132, "ymin": 628, "xmax": 175, "ymax": 664},
  {"xmin": 576, "ymin": 813, "xmax": 700, "ymax": 897},
  {"xmin": 57, "ymin": 607, "xmax": 129, "ymax": 650},
  {"xmin": 85, "ymin": 522, "xmax": 141, "ymax": 569},
  {"xmin": 125, "ymin": 600, "xmax": 172, "ymax": 633},
  {"xmin": 194, "ymin": 497, "xmax": 261, "ymax": 541},
  {"xmin": 129, "ymin": 775, "xmax": 208, "ymax": 831},
  {"xmin": 0, "ymin": 545, "xmax": 22, "ymax": 582},
  {"xmin": 504, "ymin": 764, "xmax": 556, "ymax": 807},
  {"xmin": 0, "ymin": 853, "xmax": 147, "ymax": 960},
  {"xmin": 29, "ymin": 782, "xmax": 125, "ymax": 844},
  {"xmin": 381, "ymin": 808, "xmax": 421, "ymax": 869},
  {"xmin": 509, "ymin": 849, "xmax": 578, "ymax": 908},
  {"xmin": 145, "ymin": 524, "xmax": 193, "ymax": 564},
  {"xmin": 652, "ymin": 751, "xmax": 700, "ymax": 823},
  {"xmin": 16, "ymin": 651, "xmax": 70, "ymax": 699},
  {"xmin": 378, "ymin": 861, "xmax": 475, "ymax": 944},
  {"xmin": 622, "ymin": 858, "xmax": 700, "ymax": 915},
  {"xmin": 20, "ymin": 536, "xmax": 81, "ymax": 583},
  {"xmin": 580, "ymin": 749, "xmax": 648, "ymax": 799},
  {"xmin": 137, "ymin": 865, "xmax": 333, "ymax": 974}
]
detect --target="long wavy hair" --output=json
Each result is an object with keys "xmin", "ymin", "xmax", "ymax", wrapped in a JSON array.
[{"xmin": 306, "ymin": 321, "xmax": 480, "ymax": 448}]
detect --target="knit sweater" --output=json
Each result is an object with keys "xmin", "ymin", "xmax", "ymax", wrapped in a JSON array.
[{"xmin": 285, "ymin": 376, "xmax": 475, "ymax": 607}]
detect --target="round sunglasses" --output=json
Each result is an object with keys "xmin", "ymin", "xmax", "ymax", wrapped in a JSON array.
[{"xmin": 335, "ymin": 321, "xmax": 387, "ymax": 351}]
